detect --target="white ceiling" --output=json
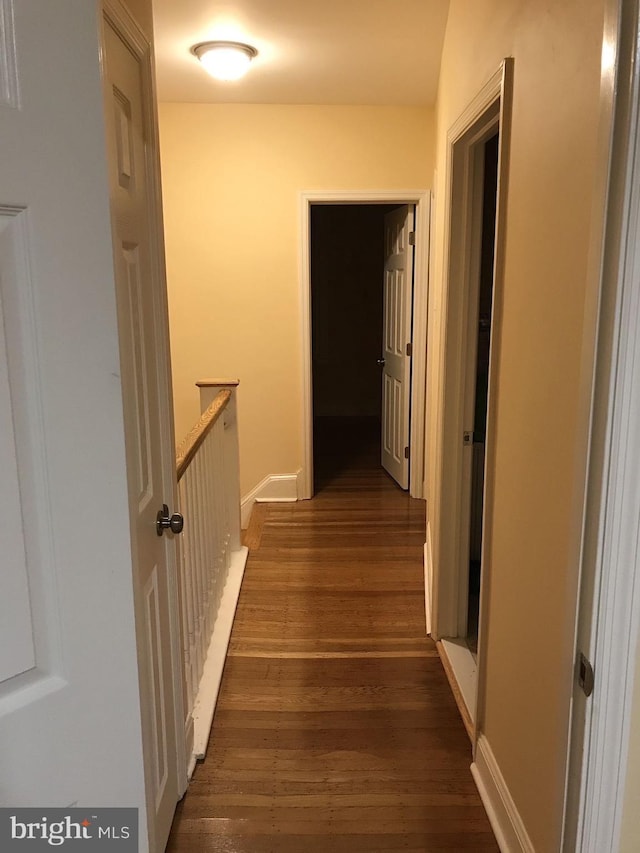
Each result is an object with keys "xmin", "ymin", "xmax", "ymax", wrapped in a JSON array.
[{"xmin": 152, "ymin": 0, "xmax": 450, "ymax": 106}]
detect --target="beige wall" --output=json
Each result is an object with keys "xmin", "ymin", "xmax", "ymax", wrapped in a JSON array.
[
  {"xmin": 159, "ymin": 104, "xmax": 434, "ymax": 495},
  {"xmin": 124, "ymin": 0, "xmax": 154, "ymax": 39},
  {"xmin": 428, "ymin": 1, "xmax": 604, "ymax": 850}
]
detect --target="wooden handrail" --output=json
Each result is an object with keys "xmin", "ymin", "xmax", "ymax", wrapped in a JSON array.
[
  {"xmin": 176, "ymin": 389, "xmax": 231, "ymax": 481},
  {"xmin": 196, "ymin": 378, "xmax": 240, "ymax": 388}
]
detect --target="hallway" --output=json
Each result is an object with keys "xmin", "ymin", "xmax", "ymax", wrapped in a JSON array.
[{"xmin": 166, "ymin": 420, "xmax": 498, "ymax": 852}]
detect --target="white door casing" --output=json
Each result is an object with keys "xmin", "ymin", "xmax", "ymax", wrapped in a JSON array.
[
  {"xmin": 562, "ymin": 0, "xmax": 640, "ymax": 848},
  {"xmin": 430, "ymin": 62, "xmax": 513, "ymax": 651},
  {"xmin": 381, "ymin": 205, "xmax": 415, "ymax": 489},
  {"xmin": 298, "ymin": 191, "xmax": 430, "ymax": 501},
  {"xmin": 0, "ymin": 0, "xmax": 147, "ymax": 825},
  {"xmin": 101, "ymin": 3, "xmax": 184, "ymax": 849},
  {"xmin": 428, "ymin": 62, "xmax": 514, "ymax": 763}
]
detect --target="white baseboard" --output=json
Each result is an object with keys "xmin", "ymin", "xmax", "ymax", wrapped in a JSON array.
[
  {"xmin": 424, "ymin": 521, "xmax": 433, "ymax": 635},
  {"xmin": 190, "ymin": 545, "xmax": 249, "ymax": 768},
  {"xmin": 241, "ymin": 472, "xmax": 299, "ymax": 528},
  {"xmin": 471, "ymin": 734, "xmax": 535, "ymax": 853}
]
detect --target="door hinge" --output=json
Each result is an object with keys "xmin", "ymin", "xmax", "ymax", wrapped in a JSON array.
[
  {"xmin": 404, "ymin": 446, "xmax": 410, "ymax": 459},
  {"xmin": 408, "ymin": 231, "xmax": 416, "ymax": 246},
  {"xmin": 577, "ymin": 651, "xmax": 594, "ymax": 698},
  {"xmin": 406, "ymin": 342, "xmax": 412, "ymax": 357}
]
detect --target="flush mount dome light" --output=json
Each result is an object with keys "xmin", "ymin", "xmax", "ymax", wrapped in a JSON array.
[{"xmin": 192, "ymin": 41, "xmax": 258, "ymax": 81}]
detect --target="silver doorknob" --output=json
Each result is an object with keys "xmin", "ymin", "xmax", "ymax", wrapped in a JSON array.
[
  {"xmin": 377, "ymin": 358, "xmax": 385, "ymax": 366},
  {"xmin": 156, "ymin": 504, "xmax": 184, "ymax": 536}
]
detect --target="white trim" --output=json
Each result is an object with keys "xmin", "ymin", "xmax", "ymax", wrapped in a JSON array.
[
  {"xmin": 424, "ymin": 521, "xmax": 433, "ymax": 635},
  {"xmin": 430, "ymin": 65, "xmax": 515, "ymax": 775},
  {"xmin": 440, "ymin": 638, "xmax": 477, "ymax": 722},
  {"xmin": 432, "ymin": 62, "xmax": 506, "ymax": 639},
  {"xmin": 409, "ymin": 195, "xmax": 431, "ymax": 496},
  {"xmin": 572, "ymin": 4, "xmax": 640, "ymax": 847},
  {"xmin": 299, "ymin": 195, "xmax": 313, "ymax": 500},
  {"xmin": 474, "ymin": 56, "xmax": 514, "ymax": 746},
  {"xmin": 241, "ymin": 472, "xmax": 299, "ymax": 528},
  {"xmin": 424, "ymin": 187, "xmax": 436, "ymax": 498},
  {"xmin": 471, "ymin": 734, "xmax": 535, "ymax": 853},
  {"xmin": 561, "ymin": 0, "xmax": 626, "ymax": 843},
  {"xmin": 448, "ymin": 68, "xmax": 503, "ymax": 142},
  {"xmin": 298, "ymin": 189, "xmax": 431, "ymax": 500},
  {"xmin": 190, "ymin": 545, "xmax": 248, "ymax": 766},
  {"xmin": 562, "ymin": 3, "xmax": 640, "ymax": 850},
  {"xmin": 102, "ymin": 0, "xmax": 188, "ymax": 813}
]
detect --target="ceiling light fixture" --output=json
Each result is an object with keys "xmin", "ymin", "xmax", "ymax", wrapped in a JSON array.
[{"xmin": 191, "ymin": 41, "xmax": 258, "ymax": 81}]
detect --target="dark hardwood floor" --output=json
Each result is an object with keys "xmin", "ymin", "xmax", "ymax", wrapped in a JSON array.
[{"xmin": 166, "ymin": 417, "xmax": 498, "ymax": 852}]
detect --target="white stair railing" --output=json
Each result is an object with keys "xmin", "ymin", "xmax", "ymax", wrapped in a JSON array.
[{"xmin": 175, "ymin": 380, "xmax": 247, "ymax": 774}]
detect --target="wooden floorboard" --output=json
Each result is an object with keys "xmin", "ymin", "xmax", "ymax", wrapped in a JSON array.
[{"xmin": 167, "ymin": 418, "xmax": 498, "ymax": 852}]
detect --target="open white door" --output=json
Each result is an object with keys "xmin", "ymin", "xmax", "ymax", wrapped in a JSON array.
[
  {"xmin": 0, "ymin": 0, "xmax": 150, "ymax": 829},
  {"xmin": 381, "ymin": 205, "xmax": 415, "ymax": 489},
  {"xmin": 0, "ymin": 2, "xmax": 182, "ymax": 848},
  {"xmin": 101, "ymin": 4, "xmax": 183, "ymax": 850}
]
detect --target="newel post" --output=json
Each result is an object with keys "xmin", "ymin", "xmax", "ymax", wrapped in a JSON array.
[{"xmin": 196, "ymin": 379, "xmax": 242, "ymax": 551}]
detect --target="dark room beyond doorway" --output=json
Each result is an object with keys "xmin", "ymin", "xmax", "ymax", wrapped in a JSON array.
[
  {"xmin": 311, "ymin": 204, "xmax": 398, "ymax": 491},
  {"xmin": 467, "ymin": 131, "xmax": 499, "ymax": 656}
]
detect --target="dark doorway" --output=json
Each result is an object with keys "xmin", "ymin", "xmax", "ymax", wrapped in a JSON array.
[
  {"xmin": 467, "ymin": 132, "xmax": 499, "ymax": 655},
  {"xmin": 310, "ymin": 204, "xmax": 396, "ymax": 491}
]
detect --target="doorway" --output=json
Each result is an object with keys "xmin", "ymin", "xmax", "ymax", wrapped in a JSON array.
[
  {"xmin": 431, "ymin": 61, "xmax": 513, "ymax": 733},
  {"xmin": 466, "ymin": 132, "xmax": 499, "ymax": 656},
  {"xmin": 439, "ymin": 122, "xmax": 501, "ymax": 725},
  {"xmin": 310, "ymin": 204, "xmax": 410, "ymax": 491},
  {"xmin": 299, "ymin": 191, "xmax": 431, "ymax": 501}
]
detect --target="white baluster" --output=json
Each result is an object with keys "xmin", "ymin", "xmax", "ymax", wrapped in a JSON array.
[{"xmin": 176, "ymin": 382, "xmax": 248, "ymax": 770}]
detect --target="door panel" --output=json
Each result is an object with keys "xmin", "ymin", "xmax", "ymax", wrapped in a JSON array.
[
  {"xmin": 0, "ymin": 215, "xmax": 37, "ymax": 687},
  {"xmin": 381, "ymin": 205, "xmax": 415, "ymax": 488},
  {"xmin": 0, "ymin": 208, "xmax": 69, "ymax": 777},
  {"xmin": 0, "ymin": 0, "xmax": 148, "ymax": 817}
]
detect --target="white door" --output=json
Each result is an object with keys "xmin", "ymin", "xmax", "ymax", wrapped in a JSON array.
[
  {"xmin": 101, "ymin": 5, "xmax": 183, "ymax": 850},
  {"xmin": 0, "ymin": 0, "xmax": 150, "ymax": 830},
  {"xmin": 381, "ymin": 205, "xmax": 415, "ymax": 488}
]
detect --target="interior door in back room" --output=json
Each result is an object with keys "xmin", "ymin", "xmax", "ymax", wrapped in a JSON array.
[{"xmin": 381, "ymin": 205, "xmax": 415, "ymax": 489}]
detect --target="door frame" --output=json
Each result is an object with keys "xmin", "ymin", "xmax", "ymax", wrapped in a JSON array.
[
  {"xmin": 562, "ymin": 0, "xmax": 640, "ymax": 847},
  {"xmin": 101, "ymin": 0, "xmax": 188, "ymax": 829},
  {"xmin": 429, "ymin": 61, "xmax": 514, "ymax": 732},
  {"xmin": 298, "ymin": 190, "xmax": 431, "ymax": 499}
]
